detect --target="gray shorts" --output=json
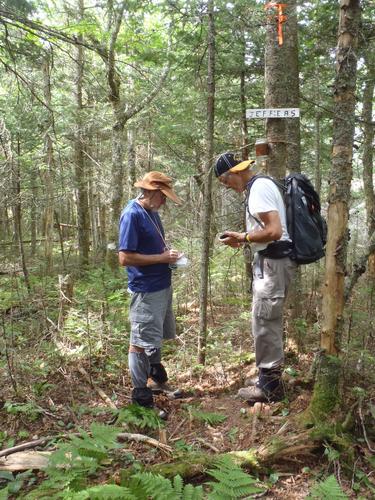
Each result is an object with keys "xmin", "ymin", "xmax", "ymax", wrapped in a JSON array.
[{"xmin": 129, "ymin": 286, "xmax": 176, "ymax": 349}]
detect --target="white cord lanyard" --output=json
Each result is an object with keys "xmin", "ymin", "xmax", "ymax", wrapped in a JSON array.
[{"xmin": 136, "ymin": 200, "xmax": 170, "ymax": 250}]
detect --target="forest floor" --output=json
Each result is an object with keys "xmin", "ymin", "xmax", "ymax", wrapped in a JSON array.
[
  {"xmin": 0, "ymin": 301, "xmax": 374, "ymax": 498},
  {"xmin": 1, "ymin": 349, "xmax": 373, "ymax": 499}
]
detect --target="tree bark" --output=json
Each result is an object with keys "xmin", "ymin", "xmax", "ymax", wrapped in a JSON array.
[
  {"xmin": 101, "ymin": 1, "xmax": 171, "ymax": 269},
  {"xmin": 198, "ymin": 0, "xmax": 215, "ymax": 365},
  {"xmin": 74, "ymin": 0, "xmax": 91, "ymax": 269},
  {"xmin": 361, "ymin": 49, "xmax": 375, "ymax": 277},
  {"xmin": 309, "ymin": 0, "xmax": 361, "ymax": 419},
  {"xmin": 42, "ymin": 49, "xmax": 55, "ymax": 273},
  {"xmin": 0, "ymin": 120, "xmax": 30, "ymax": 291},
  {"xmin": 283, "ymin": 0, "xmax": 300, "ymax": 173}
]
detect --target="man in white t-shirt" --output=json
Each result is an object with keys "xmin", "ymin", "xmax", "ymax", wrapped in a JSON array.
[{"xmin": 215, "ymin": 152, "xmax": 297, "ymax": 404}]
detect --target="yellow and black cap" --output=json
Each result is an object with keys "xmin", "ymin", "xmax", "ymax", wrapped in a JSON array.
[{"xmin": 214, "ymin": 152, "xmax": 255, "ymax": 177}]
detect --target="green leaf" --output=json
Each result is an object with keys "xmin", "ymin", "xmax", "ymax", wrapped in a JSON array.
[
  {"xmin": 186, "ymin": 406, "xmax": 227, "ymax": 426},
  {"xmin": 308, "ymin": 475, "xmax": 348, "ymax": 499},
  {"xmin": 0, "ymin": 486, "xmax": 8, "ymax": 500},
  {"xmin": 115, "ymin": 404, "xmax": 163, "ymax": 430},
  {"xmin": 0, "ymin": 472, "xmax": 13, "ymax": 482},
  {"xmin": 68, "ymin": 484, "xmax": 137, "ymax": 499},
  {"xmin": 206, "ymin": 455, "xmax": 265, "ymax": 499}
]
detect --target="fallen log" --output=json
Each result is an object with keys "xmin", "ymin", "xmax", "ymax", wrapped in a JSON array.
[
  {"xmin": 121, "ymin": 428, "xmax": 322, "ymax": 481},
  {"xmin": 0, "ymin": 431, "xmax": 172, "ymax": 471},
  {"xmin": 117, "ymin": 432, "xmax": 172, "ymax": 454},
  {"xmin": 0, "ymin": 451, "xmax": 50, "ymax": 472},
  {"xmin": 0, "ymin": 437, "xmax": 52, "ymax": 458}
]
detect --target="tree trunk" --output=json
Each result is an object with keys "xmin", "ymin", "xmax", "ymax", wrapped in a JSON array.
[
  {"xmin": 0, "ymin": 120, "xmax": 30, "ymax": 291},
  {"xmin": 314, "ymin": 111, "xmax": 322, "ymax": 197},
  {"xmin": 74, "ymin": 0, "xmax": 91, "ymax": 269},
  {"xmin": 265, "ymin": 4, "xmax": 286, "ymax": 178},
  {"xmin": 309, "ymin": 0, "xmax": 361, "ymax": 419},
  {"xmin": 30, "ymin": 165, "xmax": 38, "ymax": 257},
  {"xmin": 42, "ymin": 50, "xmax": 55, "ymax": 273},
  {"xmin": 198, "ymin": 0, "xmax": 215, "ymax": 365},
  {"xmin": 283, "ymin": 0, "xmax": 300, "ymax": 174},
  {"xmin": 361, "ymin": 50, "xmax": 375, "ymax": 277},
  {"xmin": 127, "ymin": 126, "xmax": 137, "ymax": 198},
  {"xmin": 240, "ymin": 32, "xmax": 249, "ymax": 161}
]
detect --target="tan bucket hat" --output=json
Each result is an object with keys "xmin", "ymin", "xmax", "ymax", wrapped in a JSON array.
[{"xmin": 134, "ymin": 171, "xmax": 182, "ymax": 205}]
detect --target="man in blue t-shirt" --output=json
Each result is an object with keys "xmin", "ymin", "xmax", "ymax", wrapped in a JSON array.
[{"xmin": 118, "ymin": 171, "xmax": 183, "ymax": 409}]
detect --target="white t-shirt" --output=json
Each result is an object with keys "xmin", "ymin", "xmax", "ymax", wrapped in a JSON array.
[{"xmin": 246, "ymin": 177, "xmax": 290, "ymax": 253}]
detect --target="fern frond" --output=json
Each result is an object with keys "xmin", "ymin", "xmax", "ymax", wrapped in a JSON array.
[
  {"xmin": 181, "ymin": 483, "xmax": 204, "ymax": 500},
  {"xmin": 206, "ymin": 455, "xmax": 265, "ymax": 499},
  {"xmin": 66, "ymin": 483, "xmax": 137, "ymax": 499},
  {"xmin": 172, "ymin": 474, "xmax": 183, "ymax": 495},
  {"xmin": 188, "ymin": 407, "xmax": 227, "ymax": 426},
  {"xmin": 129, "ymin": 472, "xmax": 204, "ymax": 500},
  {"xmin": 308, "ymin": 475, "xmax": 348, "ymax": 499},
  {"xmin": 129, "ymin": 472, "xmax": 175, "ymax": 499},
  {"xmin": 115, "ymin": 404, "xmax": 163, "ymax": 429}
]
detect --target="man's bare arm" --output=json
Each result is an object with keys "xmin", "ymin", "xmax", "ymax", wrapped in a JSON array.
[{"xmin": 118, "ymin": 249, "xmax": 180, "ymax": 267}]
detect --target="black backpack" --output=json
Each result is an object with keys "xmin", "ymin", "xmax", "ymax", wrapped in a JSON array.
[{"xmin": 246, "ymin": 173, "xmax": 327, "ymax": 265}]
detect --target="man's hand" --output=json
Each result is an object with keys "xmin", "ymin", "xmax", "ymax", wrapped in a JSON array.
[
  {"xmin": 160, "ymin": 248, "xmax": 182, "ymax": 263},
  {"xmin": 218, "ymin": 231, "xmax": 243, "ymax": 248}
]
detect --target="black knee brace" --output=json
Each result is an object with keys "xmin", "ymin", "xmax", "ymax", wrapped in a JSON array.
[
  {"xmin": 150, "ymin": 363, "xmax": 168, "ymax": 383},
  {"xmin": 132, "ymin": 387, "xmax": 154, "ymax": 408}
]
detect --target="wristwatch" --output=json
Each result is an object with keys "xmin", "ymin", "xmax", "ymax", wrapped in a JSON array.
[{"xmin": 243, "ymin": 232, "xmax": 251, "ymax": 243}]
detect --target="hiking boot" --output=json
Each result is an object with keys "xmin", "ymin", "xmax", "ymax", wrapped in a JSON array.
[
  {"xmin": 244, "ymin": 376, "xmax": 259, "ymax": 387},
  {"xmin": 238, "ymin": 367, "xmax": 285, "ymax": 404},
  {"xmin": 237, "ymin": 384, "xmax": 284, "ymax": 404},
  {"xmin": 156, "ymin": 407, "xmax": 168, "ymax": 420},
  {"xmin": 147, "ymin": 380, "xmax": 183, "ymax": 399}
]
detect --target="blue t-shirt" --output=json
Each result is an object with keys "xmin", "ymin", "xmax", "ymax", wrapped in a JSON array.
[{"xmin": 118, "ymin": 200, "xmax": 171, "ymax": 293}]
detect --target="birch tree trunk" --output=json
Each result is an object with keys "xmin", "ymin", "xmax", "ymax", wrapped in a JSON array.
[
  {"xmin": 308, "ymin": 0, "xmax": 361, "ymax": 420},
  {"xmin": 198, "ymin": 0, "xmax": 215, "ymax": 365}
]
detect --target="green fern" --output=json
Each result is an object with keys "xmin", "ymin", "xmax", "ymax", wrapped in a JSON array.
[
  {"xmin": 25, "ymin": 424, "xmax": 123, "ymax": 498},
  {"xmin": 66, "ymin": 484, "xmax": 137, "ymax": 499},
  {"xmin": 115, "ymin": 404, "xmax": 164, "ymax": 429},
  {"xmin": 186, "ymin": 406, "xmax": 227, "ymax": 426},
  {"xmin": 206, "ymin": 455, "xmax": 265, "ymax": 499},
  {"xmin": 128, "ymin": 472, "xmax": 204, "ymax": 499},
  {"xmin": 308, "ymin": 475, "xmax": 348, "ymax": 499}
]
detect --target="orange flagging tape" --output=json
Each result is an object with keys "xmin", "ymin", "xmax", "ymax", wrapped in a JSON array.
[{"xmin": 265, "ymin": 3, "xmax": 288, "ymax": 46}]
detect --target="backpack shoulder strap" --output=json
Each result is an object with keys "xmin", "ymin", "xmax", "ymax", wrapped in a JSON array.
[
  {"xmin": 245, "ymin": 175, "xmax": 286, "ymax": 228},
  {"xmin": 245, "ymin": 175, "xmax": 271, "ymax": 228}
]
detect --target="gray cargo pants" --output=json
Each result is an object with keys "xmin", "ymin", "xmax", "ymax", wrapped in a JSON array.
[
  {"xmin": 252, "ymin": 254, "xmax": 297, "ymax": 369},
  {"xmin": 128, "ymin": 287, "xmax": 176, "ymax": 406}
]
